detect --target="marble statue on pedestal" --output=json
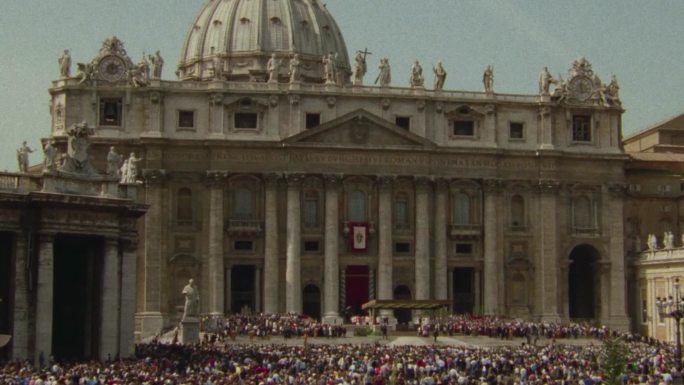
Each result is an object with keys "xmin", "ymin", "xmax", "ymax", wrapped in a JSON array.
[
  {"xmin": 352, "ymin": 50, "xmax": 369, "ymax": 86},
  {"xmin": 483, "ymin": 65, "xmax": 494, "ymax": 93},
  {"xmin": 322, "ymin": 53, "xmax": 336, "ymax": 85},
  {"xmin": 121, "ymin": 152, "xmax": 142, "ymax": 184},
  {"xmin": 647, "ymin": 234, "xmax": 658, "ymax": 251},
  {"xmin": 664, "ymin": 231, "xmax": 674, "ymax": 249},
  {"xmin": 42, "ymin": 140, "xmax": 59, "ymax": 173},
  {"xmin": 289, "ymin": 54, "xmax": 301, "ymax": 83},
  {"xmin": 16, "ymin": 141, "xmax": 34, "ymax": 173},
  {"xmin": 106, "ymin": 146, "xmax": 122, "ymax": 179},
  {"xmin": 182, "ymin": 279, "xmax": 200, "ymax": 320},
  {"xmin": 376, "ymin": 58, "xmax": 391, "ymax": 87},
  {"xmin": 409, "ymin": 61, "xmax": 424, "ymax": 88},
  {"xmin": 58, "ymin": 50, "xmax": 71, "ymax": 78},
  {"xmin": 59, "ymin": 121, "xmax": 99, "ymax": 176},
  {"xmin": 267, "ymin": 53, "xmax": 279, "ymax": 83},
  {"xmin": 149, "ymin": 50, "xmax": 164, "ymax": 80},
  {"xmin": 432, "ymin": 61, "xmax": 447, "ymax": 91},
  {"xmin": 539, "ymin": 66, "xmax": 554, "ymax": 95},
  {"xmin": 76, "ymin": 62, "xmax": 94, "ymax": 85}
]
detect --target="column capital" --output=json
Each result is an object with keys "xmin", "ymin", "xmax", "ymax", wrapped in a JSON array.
[
  {"xmin": 539, "ymin": 105, "xmax": 552, "ymax": 117},
  {"xmin": 414, "ymin": 176, "xmax": 431, "ymax": 190},
  {"xmin": 142, "ymin": 169, "xmax": 167, "ymax": 185},
  {"xmin": 483, "ymin": 179, "xmax": 504, "ymax": 193},
  {"xmin": 263, "ymin": 173, "xmax": 282, "ymax": 186},
  {"xmin": 606, "ymin": 182, "xmax": 627, "ymax": 197},
  {"xmin": 434, "ymin": 177, "xmax": 450, "ymax": 190},
  {"xmin": 537, "ymin": 179, "xmax": 561, "ymax": 194},
  {"xmin": 285, "ymin": 173, "xmax": 305, "ymax": 187},
  {"xmin": 38, "ymin": 232, "xmax": 56, "ymax": 243},
  {"xmin": 206, "ymin": 171, "xmax": 229, "ymax": 186},
  {"xmin": 376, "ymin": 175, "xmax": 394, "ymax": 190},
  {"xmin": 323, "ymin": 174, "xmax": 343, "ymax": 188},
  {"xmin": 104, "ymin": 236, "xmax": 120, "ymax": 247}
]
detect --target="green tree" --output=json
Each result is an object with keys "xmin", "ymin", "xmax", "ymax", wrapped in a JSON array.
[{"xmin": 600, "ymin": 337, "xmax": 629, "ymax": 385}]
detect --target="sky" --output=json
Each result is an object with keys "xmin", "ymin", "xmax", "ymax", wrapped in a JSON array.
[{"xmin": 0, "ymin": 0, "xmax": 683, "ymax": 172}]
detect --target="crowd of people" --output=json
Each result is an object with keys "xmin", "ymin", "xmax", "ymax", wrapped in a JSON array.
[
  {"xmin": 0, "ymin": 314, "xmax": 678, "ymax": 385},
  {"xmin": 200, "ymin": 313, "xmax": 347, "ymax": 341}
]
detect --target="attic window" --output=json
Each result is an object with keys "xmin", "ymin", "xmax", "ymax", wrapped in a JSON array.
[
  {"xmin": 240, "ymin": 17, "xmax": 251, "ymax": 24},
  {"xmin": 301, "ymin": 20, "xmax": 309, "ymax": 27},
  {"xmin": 453, "ymin": 120, "xmax": 475, "ymax": 137},
  {"xmin": 235, "ymin": 113, "xmax": 258, "ymax": 129},
  {"xmin": 458, "ymin": 106, "xmax": 470, "ymax": 115},
  {"xmin": 239, "ymin": 99, "xmax": 253, "ymax": 109}
]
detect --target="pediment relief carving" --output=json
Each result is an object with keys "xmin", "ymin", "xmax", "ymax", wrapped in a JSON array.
[
  {"xmin": 285, "ymin": 109, "xmax": 436, "ymax": 148},
  {"xmin": 445, "ymin": 105, "xmax": 486, "ymax": 120}
]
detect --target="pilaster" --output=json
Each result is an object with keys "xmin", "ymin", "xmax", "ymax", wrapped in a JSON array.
[
  {"xmin": 119, "ymin": 239, "xmax": 138, "ymax": 358},
  {"xmin": 35, "ymin": 232, "xmax": 54, "ymax": 365},
  {"xmin": 434, "ymin": 178, "xmax": 448, "ymax": 300},
  {"xmin": 100, "ymin": 237, "xmax": 120, "ymax": 361},
  {"xmin": 605, "ymin": 183, "xmax": 630, "ymax": 330},
  {"xmin": 483, "ymin": 179, "xmax": 503, "ymax": 314},
  {"xmin": 263, "ymin": 173, "xmax": 281, "ymax": 314},
  {"xmin": 12, "ymin": 234, "xmax": 29, "ymax": 361},
  {"xmin": 377, "ymin": 176, "xmax": 394, "ymax": 309},
  {"xmin": 539, "ymin": 106, "xmax": 554, "ymax": 150},
  {"xmin": 536, "ymin": 179, "xmax": 561, "ymax": 321}
]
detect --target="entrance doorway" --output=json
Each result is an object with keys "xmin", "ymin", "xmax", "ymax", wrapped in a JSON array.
[
  {"xmin": 52, "ymin": 235, "xmax": 103, "ymax": 361},
  {"xmin": 231, "ymin": 265, "xmax": 255, "ymax": 314},
  {"xmin": 303, "ymin": 285, "xmax": 321, "ymax": 320},
  {"xmin": 569, "ymin": 245, "xmax": 599, "ymax": 319},
  {"xmin": 0, "ymin": 232, "xmax": 14, "ymax": 361},
  {"xmin": 453, "ymin": 268, "xmax": 475, "ymax": 314},
  {"xmin": 393, "ymin": 285, "xmax": 412, "ymax": 325},
  {"xmin": 345, "ymin": 266, "xmax": 369, "ymax": 316}
]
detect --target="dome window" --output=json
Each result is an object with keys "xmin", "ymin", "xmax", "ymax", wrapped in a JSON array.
[
  {"xmin": 240, "ymin": 17, "xmax": 251, "ymax": 24},
  {"xmin": 213, "ymin": 20, "xmax": 222, "ymax": 26},
  {"xmin": 270, "ymin": 17, "xmax": 282, "ymax": 25}
]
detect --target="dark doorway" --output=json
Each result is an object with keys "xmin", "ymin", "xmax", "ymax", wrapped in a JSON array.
[
  {"xmin": 0, "ymin": 232, "xmax": 15, "ymax": 362},
  {"xmin": 53, "ymin": 235, "xmax": 103, "ymax": 361},
  {"xmin": 569, "ymin": 245, "xmax": 599, "ymax": 319},
  {"xmin": 231, "ymin": 265, "xmax": 255, "ymax": 314},
  {"xmin": 453, "ymin": 268, "xmax": 475, "ymax": 314},
  {"xmin": 345, "ymin": 266, "xmax": 369, "ymax": 316},
  {"xmin": 303, "ymin": 284, "xmax": 321, "ymax": 320},
  {"xmin": 393, "ymin": 285, "xmax": 412, "ymax": 325}
]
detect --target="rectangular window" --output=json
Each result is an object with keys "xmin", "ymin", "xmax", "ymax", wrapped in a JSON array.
[
  {"xmin": 394, "ymin": 242, "xmax": 411, "ymax": 253},
  {"xmin": 453, "ymin": 120, "xmax": 474, "ymax": 136},
  {"xmin": 303, "ymin": 198, "xmax": 319, "ymax": 228},
  {"xmin": 509, "ymin": 122, "xmax": 524, "ymax": 140},
  {"xmin": 305, "ymin": 113, "xmax": 321, "ymax": 129},
  {"xmin": 99, "ymin": 98, "xmax": 122, "ymax": 126},
  {"xmin": 178, "ymin": 110, "xmax": 195, "ymax": 129},
  {"xmin": 234, "ymin": 112, "xmax": 258, "ymax": 129},
  {"xmin": 456, "ymin": 243, "xmax": 473, "ymax": 254},
  {"xmin": 394, "ymin": 199, "xmax": 409, "ymax": 228},
  {"xmin": 395, "ymin": 116, "xmax": 411, "ymax": 130},
  {"xmin": 572, "ymin": 115, "xmax": 591, "ymax": 142},
  {"xmin": 234, "ymin": 240, "xmax": 254, "ymax": 251},
  {"xmin": 303, "ymin": 240, "xmax": 320, "ymax": 253}
]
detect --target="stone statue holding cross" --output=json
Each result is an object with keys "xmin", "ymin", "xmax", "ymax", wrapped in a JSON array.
[{"xmin": 352, "ymin": 48, "xmax": 372, "ymax": 86}]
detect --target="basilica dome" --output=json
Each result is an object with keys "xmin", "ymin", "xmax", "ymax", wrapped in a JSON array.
[{"xmin": 177, "ymin": 0, "xmax": 351, "ymax": 83}]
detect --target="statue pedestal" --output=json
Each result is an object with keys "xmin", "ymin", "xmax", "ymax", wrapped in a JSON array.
[{"xmin": 180, "ymin": 317, "xmax": 200, "ymax": 345}]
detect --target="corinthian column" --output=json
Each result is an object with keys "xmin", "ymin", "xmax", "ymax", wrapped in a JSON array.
[
  {"xmin": 285, "ymin": 174, "xmax": 303, "ymax": 313},
  {"xmin": 35, "ymin": 233, "xmax": 54, "ymax": 365},
  {"xmin": 377, "ymin": 176, "xmax": 394, "ymax": 320},
  {"xmin": 207, "ymin": 171, "xmax": 226, "ymax": 316},
  {"xmin": 414, "ymin": 177, "xmax": 431, "ymax": 300},
  {"xmin": 483, "ymin": 179, "xmax": 502, "ymax": 315},
  {"xmin": 263, "ymin": 174, "xmax": 280, "ymax": 314},
  {"xmin": 100, "ymin": 237, "xmax": 120, "ymax": 361},
  {"xmin": 434, "ymin": 179, "xmax": 448, "ymax": 300},
  {"xmin": 323, "ymin": 175, "xmax": 342, "ymax": 324},
  {"xmin": 537, "ymin": 179, "xmax": 560, "ymax": 321},
  {"xmin": 605, "ymin": 183, "xmax": 630, "ymax": 330}
]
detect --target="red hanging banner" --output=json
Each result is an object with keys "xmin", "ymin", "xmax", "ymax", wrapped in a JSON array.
[{"xmin": 349, "ymin": 222, "xmax": 368, "ymax": 252}]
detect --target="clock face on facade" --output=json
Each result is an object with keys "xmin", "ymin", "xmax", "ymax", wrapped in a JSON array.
[
  {"xmin": 98, "ymin": 55, "xmax": 126, "ymax": 82},
  {"xmin": 569, "ymin": 75, "xmax": 594, "ymax": 101}
]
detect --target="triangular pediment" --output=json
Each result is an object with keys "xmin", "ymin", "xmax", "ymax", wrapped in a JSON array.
[{"xmin": 285, "ymin": 109, "xmax": 436, "ymax": 148}]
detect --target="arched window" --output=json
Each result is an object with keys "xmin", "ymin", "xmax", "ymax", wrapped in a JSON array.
[
  {"xmin": 177, "ymin": 188, "xmax": 193, "ymax": 225},
  {"xmin": 573, "ymin": 196, "xmax": 593, "ymax": 229},
  {"xmin": 394, "ymin": 193, "xmax": 409, "ymax": 229},
  {"xmin": 232, "ymin": 187, "xmax": 255, "ymax": 220},
  {"xmin": 511, "ymin": 195, "xmax": 525, "ymax": 229},
  {"xmin": 453, "ymin": 192, "xmax": 471, "ymax": 225},
  {"xmin": 348, "ymin": 190, "xmax": 366, "ymax": 222},
  {"xmin": 303, "ymin": 191, "xmax": 320, "ymax": 228}
]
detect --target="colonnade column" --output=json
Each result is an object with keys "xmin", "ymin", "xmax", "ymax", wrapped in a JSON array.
[
  {"xmin": 12, "ymin": 233, "xmax": 29, "ymax": 360},
  {"xmin": 35, "ymin": 232, "xmax": 54, "ymax": 365},
  {"xmin": 139, "ymin": 170, "xmax": 166, "ymax": 338},
  {"xmin": 377, "ymin": 176, "xmax": 394, "ymax": 320},
  {"xmin": 255, "ymin": 267, "xmax": 261, "ymax": 312},
  {"xmin": 414, "ymin": 177, "xmax": 431, "ymax": 301},
  {"xmin": 207, "ymin": 171, "xmax": 226, "ymax": 316},
  {"xmin": 285, "ymin": 174, "xmax": 302, "ymax": 313},
  {"xmin": 263, "ymin": 174, "xmax": 280, "ymax": 314},
  {"xmin": 323, "ymin": 175, "xmax": 342, "ymax": 323},
  {"xmin": 119, "ymin": 240, "xmax": 138, "ymax": 358},
  {"xmin": 100, "ymin": 237, "xmax": 120, "ymax": 361},
  {"xmin": 434, "ymin": 179, "xmax": 448, "ymax": 300},
  {"xmin": 483, "ymin": 180, "xmax": 502, "ymax": 315},
  {"xmin": 537, "ymin": 180, "xmax": 561, "ymax": 321},
  {"xmin": 605, "ymin": 183, "xmax": 630, "ymax": 331}
]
